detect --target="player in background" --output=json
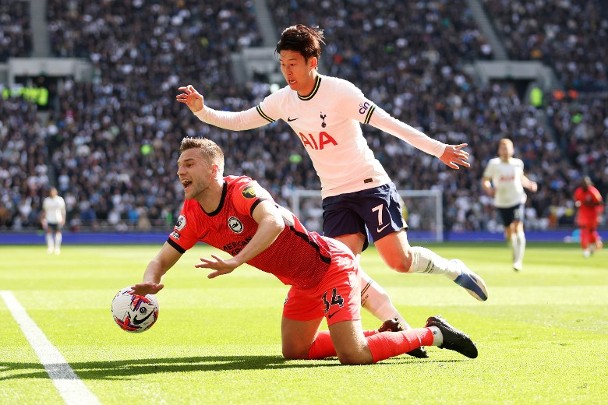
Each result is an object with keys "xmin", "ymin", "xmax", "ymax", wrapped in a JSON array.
[
  {"xmin": 41, "ymin": 187, "xmax": 66, "ymax": 255},
  {"xmin": 176, "ymin": 25, "xmax": 488, "ymax": 328},
  {"xmin": 573, "ymin": 176, "xmax": 604, "ymax": 257},
  {"xmin": 131, "ymin": 137, "xmax": 479, "ymax": 364},
  {"xmin": 482, "ymin": 138, "xmax": 538, "ymax": 271}
]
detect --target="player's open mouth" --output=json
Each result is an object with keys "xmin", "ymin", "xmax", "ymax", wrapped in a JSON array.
[
  {"xmin": 182, "ymin": 180, "xmax": 192, "ymax": 190},
  {"xmin": 288, "ymin": 79, "xmax": 296, "ymax": 85}
]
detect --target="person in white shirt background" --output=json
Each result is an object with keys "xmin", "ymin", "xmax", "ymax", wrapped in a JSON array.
[
  {"xmin": 482, "ymin": 138, "xmax": 538, "ymax": 271},
  {"xmin": 42, "ymin": 187, "xmax": 66, "ymax": 255}
]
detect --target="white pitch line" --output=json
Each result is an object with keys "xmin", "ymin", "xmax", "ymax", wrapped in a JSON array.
[{"xmin": 1, "ymin": 290, "xmax": 100, "ymax": 405}]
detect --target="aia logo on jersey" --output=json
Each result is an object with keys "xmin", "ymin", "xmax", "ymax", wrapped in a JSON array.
[
  {"xmin": 298, "ymin": 131, "xmax": 337, "ymax": 150},
  {"xmin": 228, "ymin": 216, "xmax": 243, "ymax": 234},
  {"xmin": 359, "ymin": 101, "xmax": 370, "ymax": 115},
  {"xmin": 242, "ymin": 185, "xmax": 256, "ymax": 199}
]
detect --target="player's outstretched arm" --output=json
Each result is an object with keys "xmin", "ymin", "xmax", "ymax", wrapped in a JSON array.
[
  {"xmin": 439, "ymin": 143, "xmax": 471, "ymax": 170},
  {"xmin": 132, "ymin": 242, "xmax": 182, "ymax": 295},
  {"xmin": 176, "ymin": 85, "xmax": 204, "ymax": 113}
]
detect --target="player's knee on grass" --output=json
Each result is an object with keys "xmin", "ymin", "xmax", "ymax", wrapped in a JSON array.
[
  {"xmin": 281, "ymin": 345, "xmax": 309, "ymax": 360},
  {"xmin": 335, "ymin": 347, "xmax": 373, "ymax": 365}
]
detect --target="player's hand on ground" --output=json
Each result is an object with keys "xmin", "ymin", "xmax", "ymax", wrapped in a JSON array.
[
  {"xmin": 176, "ymin": 85, "xmax": 204, "ymax": 113},
  {"xmin": 196, "ymin": 255, "xmax": 238, "ymax": 279},
  {"xmin": 439, "ymin": 143, "xmax": 471, "ymax": 170},
  {"xmin": 131, "ymin": 281, "xmax": 164, "ymax": 296}
]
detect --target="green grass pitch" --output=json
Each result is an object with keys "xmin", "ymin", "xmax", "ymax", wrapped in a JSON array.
[{"xmin": 1, "ymin": 242, "xmax": 607, "ymax": 404}]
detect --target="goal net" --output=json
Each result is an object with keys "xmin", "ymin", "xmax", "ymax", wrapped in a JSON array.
[{"xmin": 290, "ymin": 189, "xmax": 444, "ymax": 242}]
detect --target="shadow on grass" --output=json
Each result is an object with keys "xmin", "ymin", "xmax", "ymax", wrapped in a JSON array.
[{"xmin": 0, "ymin": 355, "xmax": 453, "ymax": 380}]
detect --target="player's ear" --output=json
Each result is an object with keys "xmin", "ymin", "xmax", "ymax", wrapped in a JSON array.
[
  {"xmin": 211, "ymin": 163, "xmax": 222, "ymax": 177},
  {"xmin": 309, "ymin": 56, "xmax": 318, "ymax": 70}
]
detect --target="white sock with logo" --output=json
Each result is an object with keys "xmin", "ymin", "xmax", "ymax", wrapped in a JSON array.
[
  {"xmin": 428, "ymin": 326, "xmax": 443, "ymax": 346},
  {"xmin": 409, "ymin": 246, "xmax": 460, "ymax": 280},
  {"xmin": 360, "ymin": 269, "xmax": 411, "ymax": 329}
]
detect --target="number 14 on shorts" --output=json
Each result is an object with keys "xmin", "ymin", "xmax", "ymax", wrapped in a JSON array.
[{"xmin": 323, "ymin": 288, "xmax": 344, "ymax": 318}]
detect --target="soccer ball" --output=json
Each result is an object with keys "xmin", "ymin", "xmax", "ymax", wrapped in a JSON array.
[{"xmin": 111, "ymin": 287, "xmax": 159, "ymax": 333}]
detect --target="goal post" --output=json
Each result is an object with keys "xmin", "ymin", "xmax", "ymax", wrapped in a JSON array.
[{"xmin": 290, "ymin": 189, "xmax": 444, "ymax": 242}]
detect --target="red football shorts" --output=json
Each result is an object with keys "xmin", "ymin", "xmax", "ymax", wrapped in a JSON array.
[
  {"xmin": 578, "ymin": 213, "xmax": 599, "ymax": 228},
  {"xmin": 282, "ymin": 247, "xmax": 361, "ymax": 326}
]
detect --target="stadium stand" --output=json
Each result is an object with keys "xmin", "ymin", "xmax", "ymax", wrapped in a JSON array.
[
  {"xmin": 0, "ymin": 0, "xmax": 32, "ymax": 61},
  {"xmin": 0, "ymin": 0, "xmax": 605, "ymax": 237}
]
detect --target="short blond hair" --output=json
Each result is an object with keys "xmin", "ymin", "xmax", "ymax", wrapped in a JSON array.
[{"xmin": 179, "ymin": 137, "xmax": 225, "ymax": 173}]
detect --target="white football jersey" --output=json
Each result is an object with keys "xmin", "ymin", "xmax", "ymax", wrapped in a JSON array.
[
  {"xmin": 483, "ymin": 157, "xmax": 527, "ymax": 207},
  {"xmin": 43, "ymin": 196, "xmax": 66, "ymax": 223},
  {"xmin": 194, "ymin": 74, "xmax": 446, "ymax": 198}
]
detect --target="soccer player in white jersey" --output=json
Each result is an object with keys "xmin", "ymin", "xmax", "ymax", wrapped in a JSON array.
[
  {"xmin": 176, "ymin": 24, "xmax": 488, "ymax": 335},
  {"xmin": 42, "ymin": 187, "xmax": 66, "ymax": 255},
  {"xmin": 482, "ymin": 138, "xmax": 538, "ymax": 271}
]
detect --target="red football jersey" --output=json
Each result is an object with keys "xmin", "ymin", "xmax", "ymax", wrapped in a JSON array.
[
  {"xmin": 168, "ymin": 175, "xmax": 334, "ymax": 289},
  {"xmin": 574, "ymin": 185, "xmax": 603, "ymax": 216}
]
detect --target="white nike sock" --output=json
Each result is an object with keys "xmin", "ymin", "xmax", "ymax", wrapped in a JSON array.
[
  {"xmin": 428, "ymin": 326, "xmax": 443, "ymax": 346},
  {"xmin": 515, "ymin": 230, "xmax": 526, "ymax": 263},
  {"xmin": 55, "ymin": 233, "xmax": 62, "ymax": 250},
  {"xmin": 360, "ymin": 269, "xmax": 411, "ymax": 329},
  {"xmin": 409, "ymin": 246, "xmax": 460, "ymax": 280},
  {"xmin": 46, "ymin": 233, "xmax": 54, "ymax": 251}
]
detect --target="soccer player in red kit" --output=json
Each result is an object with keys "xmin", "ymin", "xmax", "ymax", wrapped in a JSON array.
[
  {"xmin": 574, "ymin": 176, "xmax": 604, "ymax": 257},
  {"xmin": 131, "ymin": 137, "xmax": 478, "ymax": 364}
]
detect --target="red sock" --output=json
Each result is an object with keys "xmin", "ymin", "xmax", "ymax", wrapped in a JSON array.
[
  {"xmin": 366, "ymin": 328, "xmax": 434, "ymax": 363},
  {"xmin": 307, "ymin": 331, "xmax": 337, "ymax": 359},
  {"xmin": 581, "ymin": 227, "xmax": 590, "ymax": 249}
]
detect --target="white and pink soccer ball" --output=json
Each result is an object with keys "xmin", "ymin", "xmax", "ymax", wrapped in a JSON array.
[{"xmin": 111, "ymin": 287, "xmax": 159, "ymax": 333}]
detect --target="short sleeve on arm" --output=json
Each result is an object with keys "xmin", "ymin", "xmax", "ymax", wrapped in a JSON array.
[
  {"xmin": 167, "ymin": 201, "xmax": 200, "ymax": 253},
  {"xmin": 231, "ymin": 178, "xmax": 274, "ymax": 217}
]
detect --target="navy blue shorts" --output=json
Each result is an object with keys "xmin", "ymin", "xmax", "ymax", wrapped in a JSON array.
[
  {"xmin": 497, "ymin": 203, "xmax": 524, "ymax": 227},
  {"xmin": 47, "ymin": 222, "xmax": 61, "ymax": 231},
  {"xmin": 322, "ymin": 183, "xmax": 407, "ymax": 251}
]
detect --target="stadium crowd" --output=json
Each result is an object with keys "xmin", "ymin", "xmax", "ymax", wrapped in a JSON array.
[
  {"xmin": 0, "ymin": 0, "xmax": 31, "ymax": 62},
  {"xmin": 0, "ymin": 0, "xmax": 606, "ymax": 235}
]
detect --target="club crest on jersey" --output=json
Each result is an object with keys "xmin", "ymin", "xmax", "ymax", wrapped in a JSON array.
[
  {"xmin": 228, "ymin": 216, "xmax": 244, "ymax": 234},
  {"xmin": 242, "ymin": 186, "xmax": 257, "ymax": 199},
  {"xmin": 175, "ymin": 215, "xmax": 186, "ymax": 231}
]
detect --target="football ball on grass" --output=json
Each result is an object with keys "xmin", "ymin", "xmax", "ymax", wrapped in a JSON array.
[{"xmin": 111, "ymin": 287, "xmax": 159, "ymax": 333}]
